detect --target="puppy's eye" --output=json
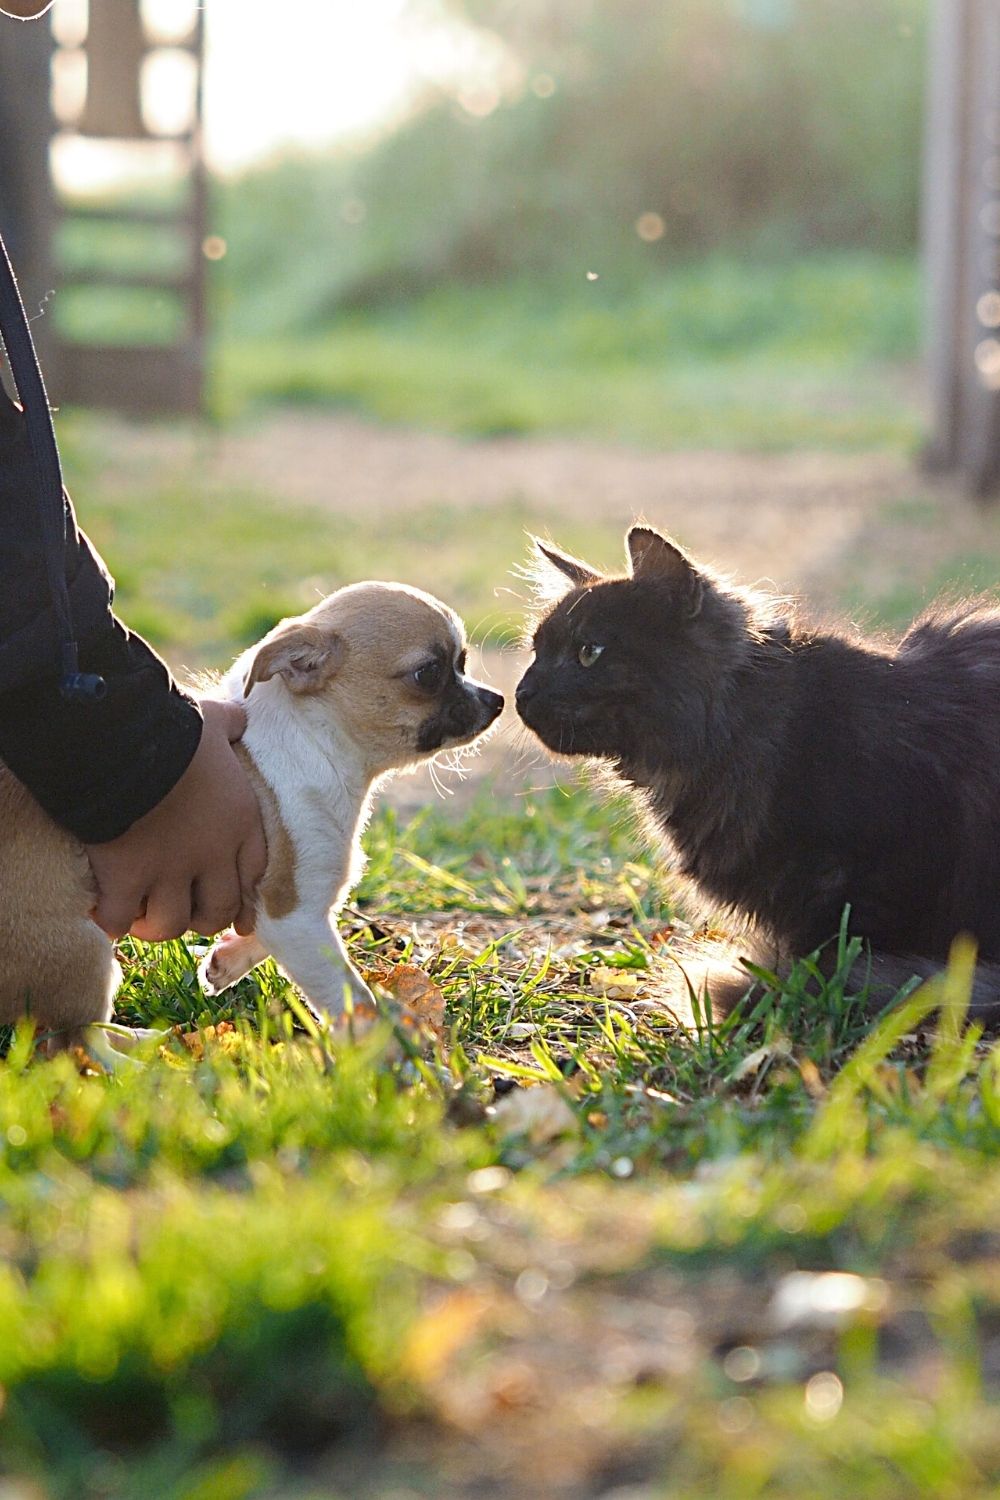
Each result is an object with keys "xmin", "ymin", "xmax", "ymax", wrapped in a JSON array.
[
  {"xmin": 578, "ymin": 642, "xmax": 605, "ymax": 668},
  {"xmin": 413, "ymin": 660, "xmax": 444, "ymax": 691}
]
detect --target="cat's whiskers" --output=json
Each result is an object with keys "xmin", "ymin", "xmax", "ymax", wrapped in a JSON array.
[{"xmin": 506, "ymin": 723, "xmax": 549, "ymax": 777}]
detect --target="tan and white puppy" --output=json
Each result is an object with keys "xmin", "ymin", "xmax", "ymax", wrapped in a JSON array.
[
  {"xmin": 0, "ymin": 582, "xmax": 502, "ymax": 1060},
  {"xmin": 198, "ymin": 581, "xmax": 503, "ymax": 1021}
]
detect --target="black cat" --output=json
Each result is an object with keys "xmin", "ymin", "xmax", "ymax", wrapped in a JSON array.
[{"xmin": 515, "ymin": 525, "xmax": 1000, "ymax": 1018}]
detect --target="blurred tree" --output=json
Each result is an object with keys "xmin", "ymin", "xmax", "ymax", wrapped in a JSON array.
[
  {"xmin": 218, "ymin": 0, "xmax": 927, "ymax": 322},
  {"xmin": 331, "ymin": 0, "xmax": 926, "ymax": 297}
]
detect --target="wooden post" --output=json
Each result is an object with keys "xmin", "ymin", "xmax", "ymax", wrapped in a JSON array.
[
  {"xmin": 960, "ymin": 0, "xmax": 1000, "ymax": 495},
  {"xmin": 49, "ymin": 0, "xmax": 208, "ymax": 416},
  {"xmin": 923, "ymin": 0, "xmax": 1000, "ymax": 498}
]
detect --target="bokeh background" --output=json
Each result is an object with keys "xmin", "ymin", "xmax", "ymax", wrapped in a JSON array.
[{"xmin": 2, "ymin": 0, "xmax": 1000, "ymax": 691}]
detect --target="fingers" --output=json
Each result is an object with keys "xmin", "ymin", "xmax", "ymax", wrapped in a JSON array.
[
  {"xmin": 233, "ymin": 900, "xmax": 258, "ymax": 938},
  {"xmin": 91, "ymin": 882, "xmax": 145, "ymax": 941},
  {"xmin": 189, "ymin": 871, "xmax": 244, "ymax": 939},
  {"xmin": 234, "ymin": 818, "xmax": 268, "ymax": 936},
  {"xmin": 130, "ymin": 884, "xmax": 194, "ymax": 944},
  {"xmin": 201, "ymin": 697, "xmax": 247, "ymax": 743}
]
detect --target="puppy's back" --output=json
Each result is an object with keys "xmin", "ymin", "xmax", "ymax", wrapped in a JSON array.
[{"xmin": 0, "ymin": 764, "xmax": 116, "ymax": 1031}]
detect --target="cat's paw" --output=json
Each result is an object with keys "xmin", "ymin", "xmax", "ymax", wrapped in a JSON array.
[{"xmin": 199, "ymin": 930, "xmax": 267, "ymax": 995}]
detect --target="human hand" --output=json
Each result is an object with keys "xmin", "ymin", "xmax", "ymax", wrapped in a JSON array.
[{"xmin": 86, "ymin": 700, "xmax": 268, "ymax": 942}]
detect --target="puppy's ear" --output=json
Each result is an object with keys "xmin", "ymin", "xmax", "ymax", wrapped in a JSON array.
[
  {"xmin": 533, "ymin": 538, "xmax": 602, "ymax": 589},
  {"xmin": 244, "ymin": 622, "xmax": 346, "ymax": 696},
  {"xmin": 626, "ymin": 526, "xmax": 703, "ymax": 615}
]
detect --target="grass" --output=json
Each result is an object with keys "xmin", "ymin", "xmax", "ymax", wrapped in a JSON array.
[
  {"xmin": 834, "ymin": 493, "xmax": 1000, "ymax": 636},
  {"xmin": 52, "ymin": 246, "xmax": 922, "ymax": 449},
  {"xmin": 213, "ymin": 254, "xmax": 922, "ymax": 450},
  {"xmin": 4, "ymin": 784, "xmax": 1000, "ymax": 1497},
  {"xmin": 50, "ymin": 248, "xmax": 927, "ymax": 669},
  {"xmin": 29, "ymin": 235, "xmax": 999, "ymax": 1494}
]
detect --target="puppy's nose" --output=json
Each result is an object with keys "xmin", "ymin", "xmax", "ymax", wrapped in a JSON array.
[{"xmin": 477, "ymin": 686, "xmax": 504, "ymax": 722}]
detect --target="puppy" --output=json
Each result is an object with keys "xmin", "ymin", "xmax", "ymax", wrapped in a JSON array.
[
  {"xmin": 199, "ymin": 581, "xmax": 503, "ymax": 1020},
  {"xmin": 0, "ymin": 582, "xmax": 503, "ymax": 1061}
]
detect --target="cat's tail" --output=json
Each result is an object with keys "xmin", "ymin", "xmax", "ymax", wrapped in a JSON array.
[
  {"xmin": 856, "ymin": 950, "xmax": 1000, "ymax": 1024},
  {"xmin": 672, "ymin": 944, "xmax": 1000, "ymax": 1028}
]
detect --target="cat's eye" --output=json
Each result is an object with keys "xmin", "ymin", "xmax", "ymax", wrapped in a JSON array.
[
  {"xmin": 578, "ymin": 642, "xmax": 605, "ymax": 668},
  {"xmin": 413, "ymin": 660, "xmax": 444, "ymax": 691}
]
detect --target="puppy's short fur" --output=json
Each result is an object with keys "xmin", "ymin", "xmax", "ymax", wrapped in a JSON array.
[
  {"xmin": 200, "ymin": 581, "xmax": 503, "ymax": 1016},
  {"xmin": 0, "ymin": 582, "xmax": 503, "ymax": 1058}
]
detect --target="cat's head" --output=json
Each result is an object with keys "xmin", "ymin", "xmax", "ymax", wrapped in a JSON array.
[{"xmin": 516, "ymin": 525, "xmax": 750, "ymax": 768}]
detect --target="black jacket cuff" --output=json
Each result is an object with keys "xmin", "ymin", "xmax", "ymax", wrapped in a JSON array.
[{"xmin": 0, "ymin": 616, "xmax": 203, "ymax": 842}]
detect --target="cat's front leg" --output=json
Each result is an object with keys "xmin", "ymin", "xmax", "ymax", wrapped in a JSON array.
[{"xmin": 256, "ymin": 908, "xmax": 374, "ymax": 1024}]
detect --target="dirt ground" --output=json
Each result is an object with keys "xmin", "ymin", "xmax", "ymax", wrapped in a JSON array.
[{"xmin": 111, "ymin": 409, "xmax": 912, "ymax": 590}]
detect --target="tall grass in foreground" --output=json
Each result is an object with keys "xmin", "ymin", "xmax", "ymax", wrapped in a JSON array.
[{"xmin": 1, "ymin": 789, "xmax": 999, "ymax": 1496}]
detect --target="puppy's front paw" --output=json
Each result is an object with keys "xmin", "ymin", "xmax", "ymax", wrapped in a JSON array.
[{"xmin": 199, "ymin": 930, "xmax": 267, "ymax": 996}]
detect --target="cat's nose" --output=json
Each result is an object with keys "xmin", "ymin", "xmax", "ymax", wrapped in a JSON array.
[{"xmin": 515, "ymin": 675, "xmax": 537, "ymax": 712}]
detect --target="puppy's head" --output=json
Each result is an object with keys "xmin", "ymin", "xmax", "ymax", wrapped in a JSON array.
[{"xmin": 244, "ymin": 582, "xmax": 503, "ymax": 773}]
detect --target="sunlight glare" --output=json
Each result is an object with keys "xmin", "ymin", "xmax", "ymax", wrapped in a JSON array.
[
  {"xmin": 203, "ymin": 0, "xmax": 507, "ymax": 171},
  {"xmin": 140, "ymin": 0, "xmax": 196, "ymax": 44},
  {"xmin": 49, "ymin": 0, "xmax": 509, "ymax": 190},
  {"xmin": 978, "ymin": 290, "xmax": 1000, "ymax": 328}
]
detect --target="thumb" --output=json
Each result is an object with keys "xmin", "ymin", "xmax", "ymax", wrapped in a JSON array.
[{"xmin": 201, "ymin": 697, "xmax": 248, "ymax": 743}]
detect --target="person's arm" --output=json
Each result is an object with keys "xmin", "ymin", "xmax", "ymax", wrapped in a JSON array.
[
  {"xmin": 0, "ymin": 388, "xmax": 202, "ymax": 836},
  {"xmin": 0, "ymin": 390, "xmax": 266, "ymax": 936}
]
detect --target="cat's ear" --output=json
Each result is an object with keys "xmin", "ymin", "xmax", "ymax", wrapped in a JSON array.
[
  {"xmin": 626, "ymin": 526, "xmax": 703, "ymax": 615},
  {"xmin": 533, "ymin": 539, "xmax": 602, "ymax": 589}
]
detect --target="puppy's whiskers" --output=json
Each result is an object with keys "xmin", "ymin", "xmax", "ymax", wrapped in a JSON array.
[{"xmin": 427, "ymin": 758, "xmax": 453, "ymax": 800}]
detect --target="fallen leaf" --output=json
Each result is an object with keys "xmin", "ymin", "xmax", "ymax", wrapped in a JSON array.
[
  {"xmin": 374, "ymin": 962, "xmax": 446, "ymax": 1040},
  {"xmin": 798, "ymin": 1057, "xmax": 826, "ymax": 1100},
  {"xmin": 589, "ymin": 966, "xmax": 641, "ymax": 1000},
  {"xmin": 729, "ymin": 1038, "xmax": 792, "ymax": 1083},
  {"xmin": 647, "ymin": 925, "xmax": 676, "ymax": 948},
  {"xmin": 175, "ymin": 1021, "xmax": 240, "ymax": 1062}
]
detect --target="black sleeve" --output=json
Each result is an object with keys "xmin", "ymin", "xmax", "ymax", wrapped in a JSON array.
[{"xmin": 0, "ymin": 387, "xmax": 203, "ymax": 843}]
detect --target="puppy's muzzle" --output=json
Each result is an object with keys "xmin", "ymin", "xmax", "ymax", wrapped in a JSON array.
[
  {"xmin": 416, "ymin": 679, "xmax": 504, "ymax": 752},
  {"xmin": 475, "ymin": 683, "xmax": 504, "ymax": 726}
]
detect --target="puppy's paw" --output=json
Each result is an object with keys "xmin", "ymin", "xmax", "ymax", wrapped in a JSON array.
[{"xmin": 199, "ymin": 930, "xmax": 266, "ymax": 996}]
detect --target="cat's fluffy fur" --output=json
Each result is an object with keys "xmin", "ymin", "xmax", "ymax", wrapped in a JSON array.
[{"xmin": 515, "ymin": 525, "xmax": 1000, "ymax": 1021}]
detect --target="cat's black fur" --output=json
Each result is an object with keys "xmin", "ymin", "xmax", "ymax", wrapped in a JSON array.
[{"xmin": 515, "ymin": 525, "xmax": 1000, "ymax": 1020}]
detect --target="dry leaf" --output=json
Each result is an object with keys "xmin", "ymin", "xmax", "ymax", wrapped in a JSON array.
[
  {"xmin": 174, "ymin": 1021, "xmax": 241, "ymax": 1062},
  {"xmin": 589, "ymin": 966, "xmax": 641, "ymax": 1000},
  {"xmin": 798, "ymin": 1057, "xmax": 826, "ymax": 1100},
  {"xmin": 493, "ymin": 1083, "xmax": 579, "ymax": 1144},
  {"xmin": 647, "ymin": 924, "xmax": 676, "ymax": 948},
  {"xmin": 378, "ymin": 962, "xmax": 447, "ymax": 1039},
  {"xmin": 730, "ymin": 1038, "xmax": 792, "ymax": 1083}
]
